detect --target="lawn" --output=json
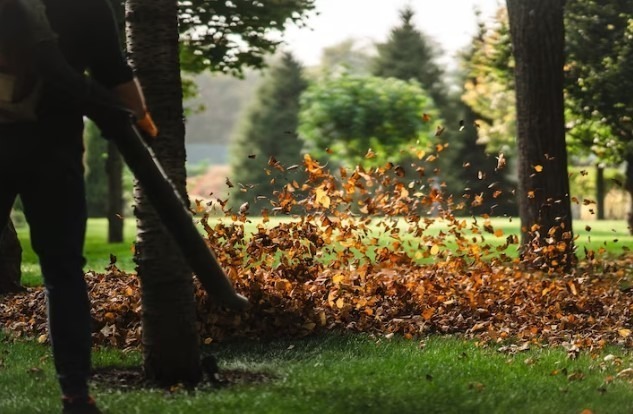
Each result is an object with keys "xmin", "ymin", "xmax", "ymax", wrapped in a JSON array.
[
  {"xmin": 2, "ymin": 334, "xmax": 633, "ymax": 414},
  {"xmin": 15, "ymin": 219, "xmax": 137, "ymax": 286},
  {"xmin": 14, "ymin": 217, "xmax": 632, "ymax": 285},
  {"xmin": 5, "ymin": 217, "xmax": 633, "ymax": 413}
]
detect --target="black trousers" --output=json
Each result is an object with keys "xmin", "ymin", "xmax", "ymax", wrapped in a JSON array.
[{"xmin": 0, "ymin": 123, "xmax": 91, "ymax": 397}]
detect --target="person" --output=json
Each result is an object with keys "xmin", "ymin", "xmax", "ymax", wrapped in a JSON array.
[{"xmin": 0, "ymin": 0, "xmax": 157, "ymax": 412}]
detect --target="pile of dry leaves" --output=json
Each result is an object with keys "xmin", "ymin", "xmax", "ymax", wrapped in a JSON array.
[
  {"xmin": 1, "ymin": 256, "xmax": 632, "ymax": 351},
  {"xmin": 2, "ymin": 153, "xmax": 632, "ymax": 351}
]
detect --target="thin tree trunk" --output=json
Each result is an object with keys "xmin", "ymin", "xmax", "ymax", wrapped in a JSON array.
[
  {"xmin": 125, "ymin": 0, "xmax": 202, "ymax": 385},
  {"xmin": 626, "ymin": 153, "xmax": 633, "ymax": 234},
  {"xmin": 507, "ymin": 0, "xmax": 574, "ymax": 269},
  {"xmin": 0, "ymin": 219, "xmax": 23, "ymax": 294},
  {"xmin": 596, "ymin": 164, "xmax": 605, "ymax": 220},
  {"xmin": 106, "ymin": 141, "xmax": 124, "ymax": 243}
]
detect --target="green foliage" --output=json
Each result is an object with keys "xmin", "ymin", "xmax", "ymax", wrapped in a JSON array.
[
  {"xmin": 372, "ymin": 7, "xmax": 447, "ymax": 110},
  {"xmin": 84, "ymin": 121, "xmax": 109, "ymax": 218},
  {"xmin": 462, "ymin": 2, "xmax": 633, "ymax": 165},
  {"xmin": 299, "ymin": 74, "xmax": 439, "ymax": 167},
  {"xmin": 568, "ymin": 165, "xmax": 625, "ymax": 199},
  {"xmin": 565, "ymin": 0, "xmax": 633, "ymax": 160},
  {"xmin": 565, "ymin": 106, "xmax": 623, "ymax": 164},
  {"xmin": 229, "ymin": 52, "xmax": 308, "ymax": 212},
  {"xmin": 179, "ymin": 0, "xmax": 316, "ymax": 76},
  {"xmin": 370, "ymin": 6, "xmax": 508, "ymax": 208},
  {"xmin": 461, "ymin": 8, "xmax": 516, "ymax": 155}
]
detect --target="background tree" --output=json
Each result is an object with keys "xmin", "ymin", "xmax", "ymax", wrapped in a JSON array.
[
  {"xmin": 461, "ymin": 8, "xmax": 516, "ymax": 156},
  {"xmin": 299, "ymin": 74, "xmax": 440, "ymax": 168},
  {"xmin": 463, "ymin": 2, "xmax": 633, "ymax": 222},
  {"xmin": 229, "ymin": 52, "xmax": 308, "ymax": 213},
  {"xmin": 106, "ymin": 138, "xmax": 126, "ymax": 242},
  {"xmin": 103, "ymin": 0, "xmax": 127, "ymax": 243},
  {"xmin": 85, "ymin": 119, "xmax": 127, "ymax": 243},
  {"xmin": 506, "ymin": 0, "xmax": 574, "ymax": 267},
  {"xmin": 451, "ymin": 104, "xmax": 518, "ymax": 216},
  {"xmin": 565, "ymin": 0, "xmax": 633, "ymax": 229},
  {"xmin": 372, "ymin": 6, "xmax": 447, "ymax": 111},
  {"xmin": 84, "ymin": 121, "xmax": 109, "ymax": 218},
  {"xmin": 371, "ymin": 6, "xmax": 511, "ymax": 212},
  {"xmin": 179, "ymin": 0, "xmax": 316, "ymax": 75}
]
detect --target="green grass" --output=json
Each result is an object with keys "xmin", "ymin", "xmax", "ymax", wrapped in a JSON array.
[
  {"xmin": 7, "ymin": 218, "xmax": 633, "ymax": 413},
  {"xmin": 16, "ymin": 219, "xmax": 137, "ymax": 286},
  {"xmin": 1, "ymin": 334, "xmax": 633, "ymax": 413},
  {"xmin": 15, "ymin": 217, "xmax": 632, "ymax": 286}
]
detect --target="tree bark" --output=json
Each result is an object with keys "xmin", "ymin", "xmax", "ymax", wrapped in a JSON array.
[
  {"xmin": 626, "ymin": 153, "xmax": 633, "ymax": 234},
  {"xmin": 125, "ymin": 0, "xmax": 201, "ymax": 385},
  {"xmin": 507, "ymin": 0, "xmax": 574, "ymax": 269},
  {"xmin": 106, "ymin": 141, "xmax": 124, "ymax": 243},
  {"xmin": 596, "ymin": 164, "xmax": 605, "ymax": 220},
  {"xmin": 0, "ymin": 220, "xmax": 23, "ymax": 294}
]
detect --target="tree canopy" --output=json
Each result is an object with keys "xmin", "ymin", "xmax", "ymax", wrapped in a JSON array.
[
  {"xmin": 372, "ymin": 6, "xmax": 447, "ymax": 110},
  {"xmin": 299, "ymin": 74, "xmax": 440, "ymax": 167},
  {"xmin": 565, "ymin": 0, "xmax": 633, "ymax": 163},
  {"xmin": 179, "ymin": 0, "xmax": 316, "ymax": 75},
  {"xmin": 462, "ymin": 2, "xmax": 633, "ymax": 165}
]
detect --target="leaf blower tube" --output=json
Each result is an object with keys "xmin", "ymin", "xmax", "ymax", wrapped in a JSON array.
[
  {"xmin": 20, "ymin": 1, "xmax": 248, "ymax": 310},
  {"xmin": 110, "ymin": 121, "xmax": 249, "ymax": 311}
]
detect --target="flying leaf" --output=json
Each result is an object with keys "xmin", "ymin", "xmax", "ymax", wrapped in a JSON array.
[{"xmin": 315, "ymin": 186, "xmax": 331, "ymax": 209}]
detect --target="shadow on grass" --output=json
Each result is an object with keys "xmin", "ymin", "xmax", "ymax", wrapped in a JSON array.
[{"xmin": 91, "ymin": 364, "xmax": 278, "ymax": 393}]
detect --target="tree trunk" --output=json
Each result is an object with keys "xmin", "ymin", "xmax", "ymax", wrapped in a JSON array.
[
  {"xmin": 125, "ymin": 0, "xmax": 202, "ymax": 385},
  {"xmin": 106, "ymin": 141, "xmax": 124, "ymax": 243},
  {"xmin": 0, "ymin": 219, "xmax": 23, "ymax": 294},
  {"xmin": 507, "ymin": 0, "xmax": 574, "ymax": 269},
  {"xmin": 596, "ymin": 164, "xmax": 605, "ymax": 220},
  {"xmin": 626, "ymin": 153, "xmax": 633, "ymax": 234}
]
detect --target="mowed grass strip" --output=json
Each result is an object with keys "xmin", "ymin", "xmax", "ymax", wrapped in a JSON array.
[
  {"xmin": 1, "ymin": 334, "xmax": 633, "ymax": 414},
  {"xmin": 15, "ymin": 217, "xmax": 632, "ymax": 286}
]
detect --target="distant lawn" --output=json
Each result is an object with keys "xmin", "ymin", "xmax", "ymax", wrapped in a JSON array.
[
  {"xmin": 1, "ymin": 333, "xmax": 633, "ymax": 414},
  {"xmin": 16, "ymin": 218, "xmax": 137, "ymax": 286},
  {"xmin": 14, "ymin": 217, "xmax": 632, "ymax": 286}
]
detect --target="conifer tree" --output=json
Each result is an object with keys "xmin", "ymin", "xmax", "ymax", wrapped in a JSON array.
[
  {"xmin": 372, "ymin": 6, "xmax": 506, "ymax": 212},
  {"xmin": 372, "ymin": 6, "xmax": 447, "ymax": 110},
  {"xmin": 229, "ymin": 52, "xmax": 308, "ymax": 213}
]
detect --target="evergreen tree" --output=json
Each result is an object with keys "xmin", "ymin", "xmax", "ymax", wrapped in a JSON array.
[
  {"xmin": 372, "ymin": 6, "xmax": 447, "ymax": 110},
  {"xmin": 229, "ymin": 52, "xmax": 308, "ymax": 214},
  {"xmin": 453, "ymin": 30, "xmax": 518, "ymax": 217},
  {"xmin": 84, "ymin": 121, "xmax": 108, "ymax": 218},
  {"xmin": 371, "ymin": 6, "xmax": 510, "ymax": 213}
]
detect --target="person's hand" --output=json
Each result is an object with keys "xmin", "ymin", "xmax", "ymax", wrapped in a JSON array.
[{"xmin": 137, "ymin": 111, "xmax": 158, "ymax": 138}]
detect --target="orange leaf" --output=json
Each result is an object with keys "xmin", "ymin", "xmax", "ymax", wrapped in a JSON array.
[{"xmin": 422, "ymin": 308, "xmax": 435, "ymax": 321}]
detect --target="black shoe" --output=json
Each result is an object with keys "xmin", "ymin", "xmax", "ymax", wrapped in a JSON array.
[{"xmin": 61, "ymin": 395, "xmax": 102, "ymax": 414}]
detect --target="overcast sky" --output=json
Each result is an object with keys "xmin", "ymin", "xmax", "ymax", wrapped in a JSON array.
[{"xmin": 282, "ymin": 0, "xmax": 504, "ymax": 67}]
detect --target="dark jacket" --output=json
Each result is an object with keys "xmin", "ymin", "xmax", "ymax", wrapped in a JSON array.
[
  {"xmin": 41, "ymin": 0, "xmax": 134, "ymax": 135},
  {"xmin": 0, "ymin": 0, "xmax": 133, "ymax": 136}
]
